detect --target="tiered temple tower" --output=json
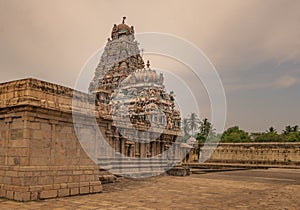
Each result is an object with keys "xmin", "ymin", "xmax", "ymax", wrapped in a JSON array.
[
  {"xmin": 111, "ymin": 60, "xmax": 181, "ymax": 132},
  {"xmin": 89, "ymin": 17, "xmax": 182, "ymax": 160},
  {"xmin": 89, "ymin": 17, "xmax": 144, "ymax": 101}
]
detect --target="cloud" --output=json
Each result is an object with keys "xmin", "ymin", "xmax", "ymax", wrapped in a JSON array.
[
  {"xmin": 0, "ymin": 0, "xmax": 300, "ymax": 132},
  {"xmin": 1, "ymin": 0, "xmax": 300, "ymax": 86},
  {"xmin": 190, "ymin": 0, "xmax": 300, "ymax": 75},
  {"xmin": 225, "ymin": 74, "xmax": 299, "ymax": 91},
  {"xmin": 274, "ymin": 75, "xmax": 298, "ymax": 88}
]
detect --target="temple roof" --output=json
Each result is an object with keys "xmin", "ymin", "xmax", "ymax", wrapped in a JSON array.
[
  {"xmin": 111, "ymin": 17, "xmax": 134, "ymax": 39},
  {"xmin": 117, "ymin": 23, "xmax": 131, "ymax": 33},
  {"xmin": 121, "ymin": 60, "xmax": 164, "ymax": 86},
  {"xmin": 89, "ymin": 17, "xmax": 143, "ymax": 93}
]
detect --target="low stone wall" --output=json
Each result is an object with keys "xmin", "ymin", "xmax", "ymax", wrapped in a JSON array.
[
  {"xmin": 0, "ymin": 78, "xmax": 102, "ymax": 201},
  {"xmin": 200, "ymin": 143, "xmax": 300, "ymax": 165}
]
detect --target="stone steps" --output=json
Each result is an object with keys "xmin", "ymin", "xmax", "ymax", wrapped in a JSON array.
[{"xmin": 98, "ymin": 157, "xmax": 177, "ymax": 178}]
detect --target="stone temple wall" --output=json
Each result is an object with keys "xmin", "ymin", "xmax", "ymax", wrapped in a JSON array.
[
  {"xmin": 200, "ymin": 143, "xmax": 300, "ymax": 165},
  {"xmin": 0, "ymin": 78, "xmax": 102, "ymax": 201}
]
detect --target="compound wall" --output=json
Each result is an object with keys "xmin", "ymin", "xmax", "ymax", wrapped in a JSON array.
[{"xmin": 200, "ymin": 143, "xmax": 300, "ymax": 165}]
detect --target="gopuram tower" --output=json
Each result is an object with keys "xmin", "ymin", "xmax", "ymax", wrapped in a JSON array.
[
  {"xmin": 89, "ymin": 17, "xmax": 182, "ymax": 164},
  {"xmin": 89, "ymin": 17, "xmax": 144, "ymax": 99}
]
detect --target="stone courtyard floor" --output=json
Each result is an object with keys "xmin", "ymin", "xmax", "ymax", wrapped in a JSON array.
[{"xmin": 0, "ymin": 168, "xmax": 300, "ymax": 209}]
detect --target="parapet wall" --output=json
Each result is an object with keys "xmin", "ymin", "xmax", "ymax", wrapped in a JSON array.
[
  {"xmin": 201, "ymin": 143, "xmax": 300, "ymax": 165},
  {"xmin": 0, "ymin": 78, "xmax": 102, "ymax": 201}
]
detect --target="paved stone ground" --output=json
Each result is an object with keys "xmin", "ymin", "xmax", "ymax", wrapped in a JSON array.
[{"xmin": 0, "ymin": 168, "xmax": 300, "ymax": 209}]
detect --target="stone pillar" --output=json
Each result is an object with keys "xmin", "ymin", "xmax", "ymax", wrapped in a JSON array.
[
  {"xmin": 131, "ymin": 145, "xmax": 135, "ymax": 157},
  {"xmin": 161, "ymin": 141, "xmax": 165, "ymax": 154},
  {"xmin": 139, "ymin": 143, "xmax": 142, "ymax": 158},
  {"xmin": 156, "ymin": 140, "xmax": 161, "ymax": 156},
  {"xmin": 152, "ymin": 141, "xmax": 156, "ymax": 156},
  {"xmin": 146, "ymin": 142, "xmax": 151, "ymax": 157},
  {"xmin": 120, "ymin": 137, "xmax": 126, "ymax": 155},
  {"xmin": 105, "ymin": 130, "xmax": 113, "ymax": 158},
  {"xmin": 138, "ymin": 142, "xmax": 143, "ymax": 158},
  {"xmin": 135, "ymin": 142, "xmax": 139, "ymax": 157},
  {"xmin": 115, "ymin": 135, "xmax": 120, "ymax": 155}
]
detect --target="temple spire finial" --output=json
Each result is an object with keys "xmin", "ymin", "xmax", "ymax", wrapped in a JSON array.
[{"xmin": 122, "ymin": 16, "xmax": 126, "ymax": 24}]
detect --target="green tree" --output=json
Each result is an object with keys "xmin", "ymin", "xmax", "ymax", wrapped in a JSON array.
[
  {"xmin": 251, "ymin": 126, "xmax": 283, "ymax": 142},
  {"xmin": 188, "ymin": 113, "xmax": 200, "ymax": 136},
  {"xmin": 182, "ymin": 118, "xmax": 190, "ymax": 137},
  {"xmin": 293, "ymin": 125, "xmax": 299, "ymax": 133},
  {"xmin": 284, "ymin": 132, "xmax": 300, "ymax": 142},
  {"xmin": 195, "ymin": 118, "xmax": 217, "ymax": 160},
  {"xmin": 281, "ymin": 125, "xmax": 300, "ymax": 142},
  {"xmin": 283, "ymin": 125, "xmax": 293, "ymax": 135},
  {"xmin": 221, "ymin": 126, "xmax": 251, "ymax": 143},
  {"xmin": 200, "ymin": 118, "xmax": 211, "ymax": 136},
  {"xmin": 267, "ymin": 126, "xmax": 277, "ymax": 133},
  {"xmin": 196, "ymin": 118, "xmax": 216, "ymax": 143},
  {"xmin": 253, "ymin": 132, "xmax": 285, "ymax": 142}
]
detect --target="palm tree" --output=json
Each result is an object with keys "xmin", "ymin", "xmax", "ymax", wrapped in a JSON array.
[
  {"xmin": 198, "ymin": 118, "xmax": 216, "ymax": 141},
  {"xmin": 199, "ymin": 118, "xmax": 211, "ymax": 137},
  {"xmin": 293, "ymin": 125, "xmax": 299, "ymax": 133},
  {"xmin": 283, "ymin": 125, "xmax": 293, "ymax": 135},
  {"xmin": 267, "ymin": 127, "xmax": 277, "ymax": 133},
  {"xmin": 188, "ymin": 113, "xmax": 200, "ymax": 136},
  {"xmin": 196, "ymin": 118, "xmax": 216, "ymax": 160},
  {"xmin": 182, "ymin": 118, "xmax": 190, "ymax": 136}
]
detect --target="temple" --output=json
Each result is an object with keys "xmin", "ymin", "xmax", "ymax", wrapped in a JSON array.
[
  {"xmin": 0, "ymin": 17, "xmax": 184, "ymax": 201},
  {"xmin": 90, "ymin": 17, "xmax": 182, "ymax": 162}
]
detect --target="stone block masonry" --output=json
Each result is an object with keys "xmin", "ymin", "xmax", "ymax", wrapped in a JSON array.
[
  {"xmin": 200, "ymin": 143, "xmax": 300, "ymax": 165},
  {"xmin": 0, "ymin": 78, "xmax": 102, "ymax": 201}
]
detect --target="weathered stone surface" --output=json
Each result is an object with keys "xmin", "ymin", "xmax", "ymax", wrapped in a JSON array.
[
  {"xmin": 79, "ymin": 186, "xmax": 90, "ymax": 194},
  {"xmin": 14, "ymin": 191, "xmax": 31, "ymax": 201},
  {"xmin": 166, "ymin": 166, "xmax": 191, "ymax": 176},
  {"xmin": 70, "ymin": 187, "xmax": 79, "ymax": 196},
  {"xmin": 58, "ymin": 188, "xmax": 69, "ymax": 197},
  {"xmin": 1, "ymin": 170, "xmax": 300, "ymax": 209},
  {"xmin": 6, "ymin": 191, "xmax": 14, "ymax": 200},
  {"xmin": 0, "ymin": 78, "xmax": 102, "ymax": 201},
  {"xmin": 40, "ymin": 190, "xmax": 57, "ymax": 199},
  {"xmin": 198, "ymin": 143, "xmax": 300, "ymax": 165}
]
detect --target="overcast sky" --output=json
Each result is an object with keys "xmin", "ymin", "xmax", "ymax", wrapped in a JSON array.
[{"xmin": 0, "ymin": 0, "xmax": 299, "ymax": 132}]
